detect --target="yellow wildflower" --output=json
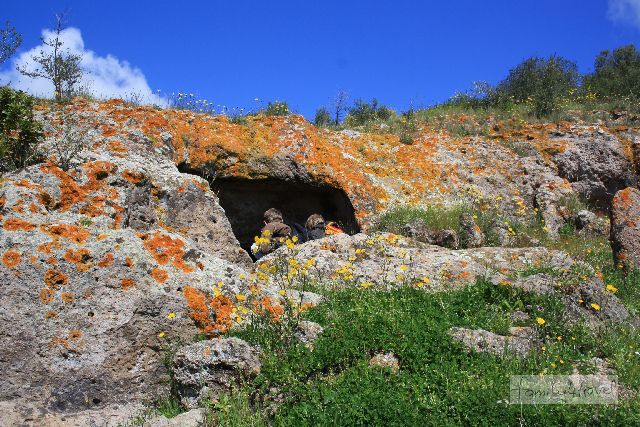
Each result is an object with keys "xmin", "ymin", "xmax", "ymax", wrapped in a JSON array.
[
  {"xmin": 158, "ymin": 331, "xmax": 165, "ymax": 338},
  {"xmin": 167, "ymin": 312, "xmax": 176, "ymax": 319},
  {"xmin": 536, "ymin": 317, "xmax": 546, "ymax": 326},
  {"xmin": 606, "ymin": 284, "xmax": 618, "ymax": 293},
  {"xmin": 236, "ymin": 293, "xmax": 247, "ymax": 302},
  {"xmin": 591, "ymin": 303, "xmax": 601, "ymax": 311}
]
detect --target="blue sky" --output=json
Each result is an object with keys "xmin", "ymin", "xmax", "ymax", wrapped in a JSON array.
[{"xmin": 2, "ymin": 0, "xmax": 640, "ymax": 117}]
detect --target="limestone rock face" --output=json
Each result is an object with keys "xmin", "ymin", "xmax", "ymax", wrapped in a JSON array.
[
  {"xmin": 511, "ymin": 274, "xmax": 633, "ymax": 326},
  {"xmin": 459, "ymin": 213, "xmax": 484, "ymax": 248},
  {"xmin": 400, "ymin": 219, "xmax": 459, "ymax": 249},
  {"xmin": 611, "ymin": 187, "xmax": 640, "ymax": 270},
  {"xmin": 0, "ymin": 107, "xmax": 258, "ymax": 423},
  {"xmin": 37, "ymin": 100, "xmax": 637, "ymax": 232},
  {"xmin": 258, "ymin": 233, "xmax": 575, "ymax": 291},
  {"xmin": 553, "ymin": 131, "xmax": 637, "ymax": 206},
  {"xmin": 172, "ymin": 338, "xmax": 261, "ymax": 408},
  {"xmin": 449, "ymin": 327, "xmax": 536, "ymax": 358}
]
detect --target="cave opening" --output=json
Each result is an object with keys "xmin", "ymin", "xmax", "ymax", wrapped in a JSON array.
[{"xmin": 209, "ymin": 178, "xmax": 360, "ymax": 254}]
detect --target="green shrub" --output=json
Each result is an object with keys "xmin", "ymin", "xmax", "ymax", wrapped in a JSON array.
[
  {"xmin": 263, "ymin": 101, "xmax": 290, "ymax": 116},
  {"xmin": 0, "ymin": 86, "xmax": 43, "ymax": 173},
  {"xmin": 584, "ymin": 44, "xmax": 640, "ymax": 102},
  {"xmin": 497, "ymin": 55, "xmax": 580, "ymax": 118},
  {"xmin": 345, "ymin": 99, "xmax": 395, "ymax": 126},
  {"xmin": 314, "ymin": 107, "xmax": 331, "ymax": 127}
]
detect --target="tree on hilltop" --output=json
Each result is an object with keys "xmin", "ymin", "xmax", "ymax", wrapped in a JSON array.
[{"xmin": 18, "ymin": 12, "xmax": 83, "ymax": 101}]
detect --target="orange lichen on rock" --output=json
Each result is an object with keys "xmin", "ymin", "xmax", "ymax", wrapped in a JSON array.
[
  {"xmin": 39, "ymin": 161, "xmax": 118, "ymax": 218},
  {"xmin": 98, "ymin": 253, "xmax": 115, "ymax": 268},
  {"xmin": 44, "ymin": 269, "xmax": 68, "ymax": 289},
  {"xmin": 14, "ymin": 179, "xmax": 39, "ymax": 189},
  {"xmin": 63, "ymin": 248, "xmax": 92, "ymax": 271},
  {"xmin": 183, "ymin": 286, "xmax": 234, "ymax": 335},
  {"xmin": 614, "ymin": 187, "xmax": 634, "ymax": 211},
  {"xmin": 39, "ymin": 288, "xmax": 54, "ymax": 304},
  {"xmin": 107, "ymin": 140, "xmax": 129, "ymax": 154},
  {"xmin": 121, "ymin": 277, "xmax": 135, "ymax": 290},
  {"xmin": 151, "ymin": 268, "xmax": 169, "ymax": 283},
  {"xmin": 61, "ymin": 292, "xmax": 74, "ymax": 303},
  {"xmin": 49, "ymin": 329, "xmax": 84, "ymax": 350},
  {"xmin": 125, "ymin": 257, "xmax": 134, "ymax": 267},
  {"xmin": 141, "ymin": 232, "xmax": 195, "ymax": 273},
  {"xmin": 2, "ymin": 250, "xmax": 21, "ymax": 268},
  {"xmin": 3, "ymin": 218, "xmax": 36, "ymax": 231},
  {"xmin": 192, "ymin": 179, "xmax": 208, "ymax": 192},
  {"xmin": 122, "ymin": 169, "xmax": 145, "ymax": 184},
  {"xmin": 42, "ymin": 224, "xmax": 90, "ymax": 244}
]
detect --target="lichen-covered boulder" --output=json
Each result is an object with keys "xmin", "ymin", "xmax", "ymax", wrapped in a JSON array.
[
  {"xmin": 0, "ymin": 108, "xmax": 263, "ymax": 423},
  {"xmin": 449, "ymin": 327, "xmax": 536, "ymax": 358},
  {"xmin": 553, "ymin": 131, "xmax": 637, "ymax": 206},
  {"xmin": 611, "ymin": 187, "xmax": 640, "ymax": 271},
  {"xmin": 459, "ymin": 213, "xmax": 484, "ymax": 248},
  {"xmin": 257, "ymin": 233, "xmax": 575, "ymax": 291},
  {"xmin": 172, "ymin": 338, "xmax": 261, "ymax": 408}
]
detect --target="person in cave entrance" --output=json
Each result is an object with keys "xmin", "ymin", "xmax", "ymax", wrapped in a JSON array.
[
  {"xmin": 305, "ymin": 214, "xmax": 326, "ymax": 241},
  {"xmin": 252, "ymin": 209, "xmax": 347, "ymax": 260},
  {"xmin": 252, "ymin": 208, "xmax": 292, "ymax": 259}
]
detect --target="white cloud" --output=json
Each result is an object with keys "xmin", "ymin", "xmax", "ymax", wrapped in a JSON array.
[
  {"xmin": 0, "ymin": 27, "xmax": 165, "ymax": 105},
  {"xmin": 608, "ymin": 0, "xmax": 640, "ymax": 28}
]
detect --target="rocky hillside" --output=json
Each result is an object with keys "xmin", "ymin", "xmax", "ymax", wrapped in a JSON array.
[{"xmin": 1, "ymin": 99, "xmax": 639, "ymax": 425}]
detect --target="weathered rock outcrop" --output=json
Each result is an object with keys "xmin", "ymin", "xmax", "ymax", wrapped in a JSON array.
[
  {"xmin": 35, "ymin": 100, "xmax": 637, "ymax": 230},
  {"xmin": 0, "ymin": 109, "xmax": 264, "ymax": 423},
  {"xmin": 553, "ymin": 130, "xmax": 637, "ymax": 206},
  {"xmin": 2, "ymin": 99, "xmax": 639, "ymax": 423},
  {"xmin": 449, "ymin": 326, "xmax": 537, "ymax": 358},
  {"xmin": 611, "ymin": 187, "xmax": 640, "ymax": 270},
  {"xmin": 459, "ymin": 213, "xmax": 484, "ymax": 248},
  {"xmin": 172, "ymin": 338, "xmax": 261, "ymax": 408},
  {"xmin": 258, "ymin": 233, "xmax": 575, "ymax": 291}
]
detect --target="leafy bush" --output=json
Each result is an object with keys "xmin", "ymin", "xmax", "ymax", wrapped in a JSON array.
[
  {"xmin": 45, "ymin": 106, "xmax": 92, "ymax": 171},
  {"xmin": 0, "ymin": 86, "xmax": 43, "ymax": 173},
  {"xmin": 314, "ymin": 107, "xmax": 331, "ymax": 127},
  {"xmin": 263, "ymin": 101, "xmax": 290, "ymax": 116},
  {"xmin": 345, "ymin": 99, "xmax": 395, "ymax": 126},
  {"xmin": 496, "ymin": 55, "xmax": 580, "ymax": 118},
  {"xmin": 585, "ymin": 44, "xmax": 640, "ymax": 102}
]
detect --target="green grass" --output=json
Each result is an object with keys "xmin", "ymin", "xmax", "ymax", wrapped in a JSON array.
[
  {"xmin": 373, "ymin": 205, "xmax": 473, "ymax": 236},
  {"xmin": 217, "ymin": 279, "xmax": 640, "ymax": 426}
]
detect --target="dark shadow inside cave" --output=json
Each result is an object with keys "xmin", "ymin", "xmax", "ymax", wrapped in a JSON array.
[{"xmin": 208, "ymin": 178, "xmax": 360, "ymax": 254}]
